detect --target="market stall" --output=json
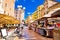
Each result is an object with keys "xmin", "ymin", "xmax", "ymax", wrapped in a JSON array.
[
  {"xmin": 35, "ymin": 8, "xmax": 60, "ymax": 37},
  {"xmin": 51, "ymin": 10, "xmax": 60, "ymax": 40},
  {"xmin": 36, "ymin": 20, "xmax": 46, "ymax": 36},
  {"xmin": 31, "ymin": 22, "xmax": 37, "ymax": 32}
]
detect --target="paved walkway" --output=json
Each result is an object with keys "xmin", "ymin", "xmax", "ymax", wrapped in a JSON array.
[
  {"xmin": 0, "ymin": 27, "xmax": 53, "ymax": 40},
  {"xmin": 14, "ymin": 27, "xmax": 53, "ymax": 40}
]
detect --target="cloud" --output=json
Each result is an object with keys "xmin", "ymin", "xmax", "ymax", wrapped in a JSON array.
[
  {"xmin": 27, "ymin": 12, "xmax": 30, "ymax": 15},
  {"xmin": 23, "ymin": 7, "xmax": 26, "ymax": 9}
]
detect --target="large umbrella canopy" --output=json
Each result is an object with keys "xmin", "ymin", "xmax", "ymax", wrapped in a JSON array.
[{"xmin": 0, "ymin": 14, "xmax": 20, "ymax": 24}]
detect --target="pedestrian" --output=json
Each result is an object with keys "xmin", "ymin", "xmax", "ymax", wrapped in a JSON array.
[
  {"xmin": 16, "ymin": 27, "xmax": 20, "ymax": 34},
  {"xmin": 19, "ymin": 27, "xmax": 23, "ymax": 36},
  {"xmin": 19, "ymin": 20, "xmax": 24, "ymax": 37},
  {"xmin": 52, "ymin": 21, "xmax": 57, "ymax": 28}
]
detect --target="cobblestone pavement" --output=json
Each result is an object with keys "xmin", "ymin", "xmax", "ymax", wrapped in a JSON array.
[
  {"xmin": 14, "ymin": 27, "xmax": 53, "ymax": 40},
  {"xmin": 2, "ymin": 27, "xmax": 53, "ymax": 40}
]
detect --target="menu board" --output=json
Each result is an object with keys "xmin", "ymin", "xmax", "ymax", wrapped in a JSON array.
[{"xmin": 1, "ymin": 29, "xmax": 7, "ymax": 37}]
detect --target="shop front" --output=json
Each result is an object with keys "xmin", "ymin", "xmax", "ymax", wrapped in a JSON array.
[
  {"xmin": 0, "ymin": 14, "xmax": 20, "ymax": 39},
  {"xmin": 29, "ymin": 3, "xmax": 60, "ymax": 39},
  {"xmin": 34, "ymin": 8, "xmax": 60, "ymax": 38},
  {"xmin": 51, "ymin": 9, "xmax": 60, "ymax": 40}
]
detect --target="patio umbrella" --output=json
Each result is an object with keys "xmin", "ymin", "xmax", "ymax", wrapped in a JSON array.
[{"xmin": 0, "ymin": 14, "xmax": 20, "ymax": 24}]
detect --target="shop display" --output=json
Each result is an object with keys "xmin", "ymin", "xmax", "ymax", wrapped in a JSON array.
[{"xmin": 38, "ymin": 28, "xmax": 46, "ymax": 36}]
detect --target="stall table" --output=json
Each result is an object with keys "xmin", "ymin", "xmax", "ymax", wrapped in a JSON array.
[{"xmin": 36, "ymin": 27, "xmax": 54, "ymax": 37}]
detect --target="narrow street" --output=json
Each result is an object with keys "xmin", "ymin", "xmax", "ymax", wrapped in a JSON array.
[
  {"xmin": 14, "ymin": 27, "xmax": 53, "ymax": 40},
  {"xmin": 0, "ymin": 0, "xmax": 60, "ymax": 40}
]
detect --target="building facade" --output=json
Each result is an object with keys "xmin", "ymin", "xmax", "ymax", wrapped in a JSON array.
[
  {"xmin": 18, "ymin": 5, "xmax": 25, "ymax": 23},
  {"xmin": 14, "ymin": 9, "xmax": 19, "ymax": 20},
  {"xmin": 37, "ymin": 5, "xmax": 44, "ymax": 19},
  {"xmin": 26, "ymin": 0, "xmax": 59, "ymax": 23},
  {"xmin": 44, "ymin": 0, "xmax": 57, "ymax": 14},
  {"xmin": 0, "ymin": 0, "xmax": 4, "ymax": 14},
  {"xmin": 45, "ymin": 0, "xmax": 57, "ymax": 8},
  {"xmin": 0, "ymin": 0, "xmax": 15, "ymax": 17},
  {"xmin": 15, "ymin": 5, "xmax": 25, "ymax": 23}
]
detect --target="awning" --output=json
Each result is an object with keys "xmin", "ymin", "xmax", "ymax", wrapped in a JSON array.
[
  {"xmin": 43, "ymin": 8, "xmax": 60, "ymax": 17},
  {"xmin": 51, "ymin": 10, "xmax": 60, "ymax": 17},
  {"xmin": 0, "ymin": 14, "xmax": 20, "ymax": 24}
]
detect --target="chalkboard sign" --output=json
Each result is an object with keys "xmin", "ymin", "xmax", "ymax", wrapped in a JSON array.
[{"xmin": 1, "ymin": 29, "xmax": 7, "ymax": 37}]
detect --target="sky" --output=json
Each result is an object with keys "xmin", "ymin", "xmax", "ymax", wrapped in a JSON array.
[
  {"xmin": 15, "ymin": 0, "xmax": 60, "ymax": 20},
  {"xmin": 15, "ymin": 0, "xmax": 44, "ymax": 20},
  {"xmin": 55, "ymin": 0, "xmax": 60, "ymax": 2}
]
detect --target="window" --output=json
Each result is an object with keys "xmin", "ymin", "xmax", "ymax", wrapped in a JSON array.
[
  {"xmin": 44, "ymin": 13, "xmax": 45, "ymax": 15},
  {"xmin": 19, "ymin": 18, "xmax": 20, "ymax": 20},
  {"xmin": 5, "ymin": 3, "xmax": 7, "ymax": 7},
  {"xmin": 16, "ymin": 17, "xmax": 17, "ymax": 19},
  {"xmin": 10, "ymin": 8, "xmax": 11, "ymax": 10},
  {"xmin": 16, "ymin": 12, "xmax": 17, "ymax": 14},
  {"xmin": 16, "ymin": 15, "xmax": 17, "ymax": 17},
  {"xmin": 4, "ymin": 11, "xmax": 5, "ymax": 13},
  {"xmin": 8, "ymin": 13, "xmax": 9, "ymax": 15}
]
